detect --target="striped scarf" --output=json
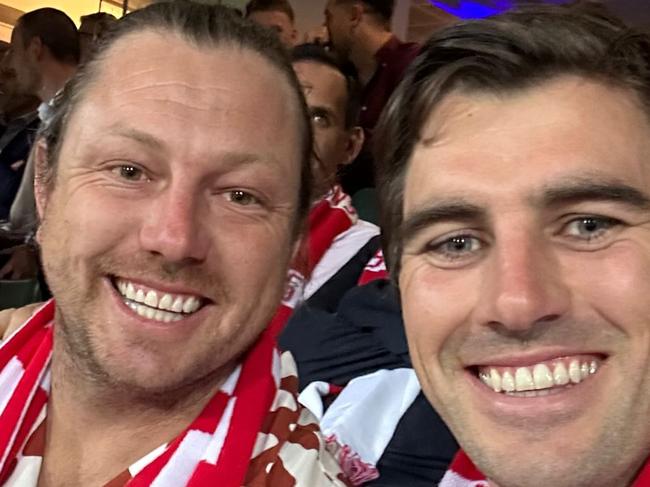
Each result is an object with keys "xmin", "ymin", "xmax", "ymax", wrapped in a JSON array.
[
  {"xmin": 268, "ymin": 185, "xmax": 358, "ymax": 337},
  {"xmin": 0, "ymin": 301, "xmax": 349, "ymax": 486},
  {"xmin": 441, "ymin": 449, "xmax": 650, "ymax": 487}
]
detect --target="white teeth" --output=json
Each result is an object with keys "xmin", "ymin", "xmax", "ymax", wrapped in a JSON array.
[
  {"xmin": 171, "ymin": 297, "xmax": 184, "ymax": 313},
  {"xmin": 115, "ymin": 279, "xmax": 203, "ymax": 316},
  {"xmin": 182, "ymin": 296, "xmax": 200, "ymax": 314},
  {"xmin": 126, "ymin": 283, "xmax": 136, "ymax": 300},
  {"xmin": 515, "ymin": 367, "xmax": 535, "ymax": 391},
  {"xmin": 569, "ymin": 360, "xmax": 582, "ymax": 384},
  {"xmin": 501, "ymin": 371, "xmax": 515, "ymax": 392},
  {"xmin": 144, "ymin": 290, "xmax": 158, "ymax": 308},
  {"xmin": 490, "ymin": 368, "xmax": 502, "ymax": 393},
  {"xmin": 553, "ymin": 362, "xmax": 570, "ymax": 385},
  {"xmin": 159, "ymin": 294, "xmax": 173, "ymax": 311},
  {"xmin": 533, "ymin": 364, "xmax": 553, "ymax": 390},
  {"xmin": 479, "ymin": 358, "xmax": 601, "ymax": 394},
  {"xmin": 580, "ymin": 362, "xmax": 589, "ymax": 380}
]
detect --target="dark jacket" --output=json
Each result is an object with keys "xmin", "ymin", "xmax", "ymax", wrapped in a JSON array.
[{"xmin": 279, "ymin": 279, "xmax": 459, "ymax": 486}]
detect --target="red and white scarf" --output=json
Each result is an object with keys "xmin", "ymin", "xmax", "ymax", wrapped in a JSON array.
[
  {"xmin": 441, "ymin": 449, "xmax": 650, "ymax": 487},
  {"xmin": 0, "ymin": 301, "xmax": 349, "ymax": 486},
  {"xmin": 269, "ymin": 185, "xmax": 386, "ymax": 337}
]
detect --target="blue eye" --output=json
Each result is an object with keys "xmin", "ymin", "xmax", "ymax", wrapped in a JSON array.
[
  {"xmin": 428, "ymin": 234, "xmax": 483, "ymax": 261},
  {"xmin": 563, "ymin": 216, "xmax": 619, "ymax": 241}
]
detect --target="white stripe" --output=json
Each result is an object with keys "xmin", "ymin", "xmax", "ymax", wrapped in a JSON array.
[
  {"xmin": 201, "ymin": 397, "xmax": 236, "ymax": 465},
  {"xmin": 128, "ymin": 443, "xmax": 168, "ymax": 477},
  {"xmin": 439, "ymin": 470, "xmax": 488, "ymax": 487},
  {"xmin": 150, "ymin": 430, "xmax": 213, "ymax": 487},
  {"xmin": 220, "ymin": 365, "xmax": 241, "ymax": 396},
  {"xmin": 0, "ymin": 357, "xmax": 25, "ymax": 415},
  {"xmin": 318, "ymin": 368, "xmax": 420, "ymax": 466},
  {"xmin": 303, "ymin": 220, "xmax": 379, "ymax": 300},
  {"xmin": 271, "ymin": 350, "xmax": 281, "ymax": 389}
]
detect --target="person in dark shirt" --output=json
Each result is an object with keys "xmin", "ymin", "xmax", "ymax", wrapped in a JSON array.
[
  {"xmin": 323, "ymin": 0, "xmax": 419, "ymax": 193},
  {"xmin": 0, "ymin": 69, "xmax": 40, "ymax": 221}
]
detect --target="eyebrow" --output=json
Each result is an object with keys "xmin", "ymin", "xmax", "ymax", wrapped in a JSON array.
[
  {"xmin": 538, "ymin": 178, "xmax": 650, "ymax": 210},
  {"xmin": 401, "ymin": 200, "xmax": 487, "ymax": 245},
  {"xmin": 107, "ymin": 125, "xmax": 165, "ymax": 152}
]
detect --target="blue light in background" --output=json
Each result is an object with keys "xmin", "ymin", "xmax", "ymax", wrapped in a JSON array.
[
  {"xmin": 428, "ymin": 0, "xmax": 572, "ymax": 19},
  {"xmin": 428, "ymin": 0, "xmax": 513, "ymax": 19}
]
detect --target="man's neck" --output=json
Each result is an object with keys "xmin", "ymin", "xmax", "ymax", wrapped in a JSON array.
[
  {"xmin": 350, "ymin": 29, "xmax": 394, "ymax": 86},
  {"xmin": 39, "ymin": 338, "xmax": 232, "ymax": 486},
  {"xmin": 38, "ymin": 63, "xmax": 76, "ymax": 102}
]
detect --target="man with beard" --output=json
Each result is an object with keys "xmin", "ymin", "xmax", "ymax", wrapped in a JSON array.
[
  {"xmin": 375, "ymin": 3, "xmax": 650, "ymax": 486},
  {"xmin": 323, "ymin": 0, "xmax": 418, "ymax": 193},
  {"xmin": 0, "ymin": 3, "xmax": 347, "ymax": 485}
]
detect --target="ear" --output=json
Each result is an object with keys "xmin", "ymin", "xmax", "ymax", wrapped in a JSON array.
[
  {"xmin": 290, "ymin": 27, "xmax": 298, "ymax": 46},
  {"xmin": 349, "ymin": 2, "xmax": 364, "ymax": 26},
  {"xmin": 33, "ymin": 139, "xmax": 51, "ymax": 220},
  {"xmin": 341, "ymin": 126, "xmax": 364, "ymax": 166},
  {"xmin": 26, "ymin": 36, "xmax": 43, "ymax": 62}
]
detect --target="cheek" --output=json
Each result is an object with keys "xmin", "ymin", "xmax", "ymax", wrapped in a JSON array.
[
  {"xmin": 569, "ymin": 243, "xmax": 650, "ymax": 339},
  {"xmin": 400, "ymin": 258, "xmax": 478, "ymax": 364}
]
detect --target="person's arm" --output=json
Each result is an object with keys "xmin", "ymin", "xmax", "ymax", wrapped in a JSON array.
[{"xmin": 0, "ymin": 303, "xmax": 41, "ymax": 339}]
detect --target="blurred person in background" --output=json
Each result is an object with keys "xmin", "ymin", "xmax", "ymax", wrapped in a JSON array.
[
  {"xmin": 245, "ymin": 0, "xmax": 298, "ymax": 48},
  {"xmin": 0, "ymin": 55, "xmax": 40, "ymax": 221},
  {"xmin": 269, "ymin": 43, "xmax": 382, "ymax": 333},
  {"xmin": 322, "ymin": 0, "xmax": 419, "ymax": 194},
  {"xmin": 78, "ymin": 12, "xmax": 117, "ymax": 63},
  {"xmin": 0, "ymin": 7, "xmax": 79, "ymax": 280}
]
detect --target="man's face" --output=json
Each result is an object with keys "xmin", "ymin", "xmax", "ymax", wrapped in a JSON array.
[
  {"xmin": 1, "ymin": 24, "xmax": 41, "ymax": 98},
  {"xmin": 293, "ymin": 60, "xmax": 360, "ymax": 196},
  {"xmin": 247, "ymin": 10, "xmax": 296, "ymax": 48},
  {"xmin": 37, "ymin": 31, "xmax": 303, "ymax": 397},
  {"xmin": 324, "ymin": 0, "xmax": 353, "ymax": 59},
  {"xmin": 399, "ymin": 76, "xmax": 650, "ymax": 487}
]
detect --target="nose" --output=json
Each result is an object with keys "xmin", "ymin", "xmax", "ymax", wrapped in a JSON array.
[
  {"xmin": 138, "ymin": 184, "xmax": 210, "ymax": 265},
  {"xmin": 476, "ymin": 229, "xmax": 570, "ymax": 334}
]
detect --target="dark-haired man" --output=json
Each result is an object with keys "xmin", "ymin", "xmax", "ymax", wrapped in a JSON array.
[
  {"xmin": 245, "ymin": 0, "xmax": 297, "ymax": 48},
  {"xmin": 79, "ymin": 12, "xmax": 117, "ymax": 62},
  {"xmin": 0, "ymin": 8, "xmax": 79, "ymax": 279},
  {"xmin": 277, "ymin": 44, "xmax": 382, "ymax": 316},
  {"xmin": 323, "ymin": 0, "xmax": 418, "ymax": 193},
  {"xmin": 0, "ymin": 3, "xmax": 347, "ymax": 485},
  {"xmin": 375, "ymin": 3, "xmax": 650, "ymax": 486}
]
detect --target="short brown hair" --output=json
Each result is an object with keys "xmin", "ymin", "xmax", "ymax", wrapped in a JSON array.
[
  {"xmin": 19, "ymin": 8, "xmax": 80, "ymax": 65},
  {"xmin": 245, "ymin": 0, "xmax": 295, "ymax": 23},
  {"xmin": 375, "ymin": 2, "xmax": 650, "ymax": 279}
]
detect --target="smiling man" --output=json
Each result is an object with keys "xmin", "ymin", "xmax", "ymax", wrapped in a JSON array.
[
  {"xmin": 0, "ymin": 3, "xmax": 348, "ymax": 486},
  {"xmin": 375, "ymin": 3, "xmax": 650, "ymax": 487}
]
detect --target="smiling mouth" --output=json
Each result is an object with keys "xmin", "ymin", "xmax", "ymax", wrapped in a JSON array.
[
  {"xmin": 473, "ymin": 356, "xmax": 605, "ymax": 397},
  {"xmin": 111, "ymin": 277, "xmax": 207, "ymax": 323}
]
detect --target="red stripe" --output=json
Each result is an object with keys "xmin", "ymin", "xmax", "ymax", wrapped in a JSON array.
[
  {"xmin": 0, "ymin": 328, "xmax": 52, "ymax": 474},
  {"xmin": 202, "ymin": 331, "xmax": 276, "ymax": 486},
  {"xmin": 633, "ymin": 457, "xmax": 650, "ymax": 487},
  {"xmin": 127, "ymin": 392, "xmax": 229, "ymax": 486}
]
